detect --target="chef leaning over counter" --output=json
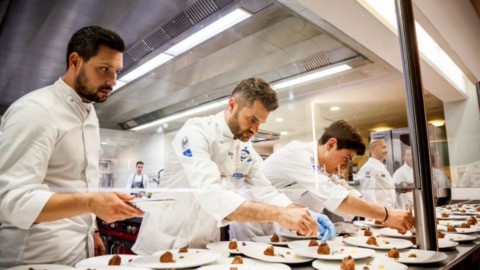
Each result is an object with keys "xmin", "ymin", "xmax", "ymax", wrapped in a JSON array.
[
  {"xmin": 132, "ymin": 77, "xmax": 336, "ymax": 255},
  {"xmin": 230, "ymin": 120, "xmax": 415, "ymax": 240},
  {"xmin": 0, "ymin": 26, "xmax": 143, "ymax": 267}
]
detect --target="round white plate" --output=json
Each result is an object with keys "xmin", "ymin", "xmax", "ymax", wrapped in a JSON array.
[
  {"xmin": 209, "ymin": 257, "xmax": 291, "ymax": 270},
  {"xmin": 378, "ymin": 228, "xmax": 414, "ymax": 239},
  {"xmin": 342, "ymin": 236, "xmax": 413, "ymax": 250},
  {"xmin": 198, "ymin": 264, "xmax": 279, "ymax": 270},
  {"xmin": 438, "ymin": 224, "xmax": 480, "ymax": 234},
  {"xmin": 131, "ymin": 248, "xmax": 222, "ymax": 269},
  {"xmin": 252, "ymin": 235, "xmax": 289, "ymax": 246},
  {"xmin": 438, "ymin": 220, "xmax": 465, "ymax": 227},
  {"xmin": 312, "ymin": 258, "xmax": 408, "ymax": 270},
  {"xmin": 294, "ymin": 245, "xmax": 375, "ymax": 260},
  {"xmin": 436, "ymin": 215, "xmax": 468, "ymax": 220},
  {"xmin": 278, "ymin": 228, "xmax": 318, "ymax": 239},
  {"xmin": 287, "ymin": 239, "xmax": 337, "ymax": 250},
  {"xmin": 382, "ymin": 249, "xmax": 448, "ymax": 264},
  {"xmin": 206, "ymin": 241, "xmax": 262, "ymax": 254},
  {"xmin": 5, "ymin": 265, "xmax": 74, "ymax": 270},
  {"xmin": 444, "ymin": 233, "xmax": 478, "ymax": 242},
  {"xmin": 241, "ymin": 245, "xmax": 312, "ymax": 264},
  {"xmin": 76, "ymin": 266, "xmax": 152, "ymax": 270},
  {"xmin": 438, "ymin": 239, "xmax": 459, "ymax": 249},
  {"xmin": 75, "ymin": 254, "xmax": 139, "ymax": 268},
  {"xmin": 354, "ymin": 219, "xmax": 385, "ymax": 228}
]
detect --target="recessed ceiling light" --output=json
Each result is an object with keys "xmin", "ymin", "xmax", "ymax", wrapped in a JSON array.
[
  {"xmin": 373, "ymin": 127, "xmax": 392, "ymax": 132},
  {"xmin": 330, "ymin": 106, "xmax": 341, "ymax": 111},
  {"xmin": 429, "ymin": 120, "xmax": 445, "ymax": 127},
  {"xmin": 276, "ymin": 117, "xmax": 284, "ymax": 122},
  {"xmin": 101, "ymin": 142, "xmax": 108, "ymax": 145},
  {"xmin": 280, "ymin": 131, "xmax": 289, "ymax": 135}
]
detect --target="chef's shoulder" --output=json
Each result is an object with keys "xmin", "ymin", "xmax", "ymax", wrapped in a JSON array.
[{"xmin": 177, "ymin": 115, "xmax": 218, "ymax": 137}]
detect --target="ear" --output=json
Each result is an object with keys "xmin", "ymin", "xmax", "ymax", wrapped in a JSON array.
[
  {"xmin": 69, "ymin": 52, "xmax": 81, "ymax": 69},
  {"xmin": 327, "ymin": 138, "xmax": 337, "ymax": 150},
  {"xmin": 227, "ymin": 97, "xmax": 237, "ymax": 113}
]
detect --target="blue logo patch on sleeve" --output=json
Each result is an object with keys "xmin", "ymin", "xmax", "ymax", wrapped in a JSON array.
[
  {"xmin": 240, "ymin": 147, "xmax": 253, "ymax": 162},
  {"xmin": 183, "ymin": 149, "xmax": 193, "ymax": 157}
]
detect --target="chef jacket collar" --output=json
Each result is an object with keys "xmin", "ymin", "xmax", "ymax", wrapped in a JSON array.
[
  {"xmin": 215, "ymin": 111, "xmax": 235, "ymax": 140},
  {"xmin": 56, "ymin": 77, "xmax": 93, "ymax": 112}
]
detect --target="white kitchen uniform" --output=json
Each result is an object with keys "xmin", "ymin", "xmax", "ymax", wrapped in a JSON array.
[
  {"xmin": 459, "ymin": 160, "xmax": 480, "ymax": 188},
  {"xmin": 357, "ymin": 158, "xmax": 397, "ymax": 209},
  {"xmin": 132, "ymin": 112, "xmax": 291, "ymax": 255},
  {"xmin": 0, "ymin": 79, "xmax": 99, "ymax": 267},
  {"xmin": 393, "ymin": 163, "xmax": 414, "ymax": 210},
  {"xmin": 126, "ymin": 173, "xmax": 150, "ymax": 196},
  {"xmin": 230, "ymin": 141, "xmax": 355, "ymax": 239}
]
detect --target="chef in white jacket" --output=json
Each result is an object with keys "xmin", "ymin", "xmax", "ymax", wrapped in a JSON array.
[
  {"xmin": 0, "ymin": 26, "xmax": 143, "ymax": 268},
  {"xmin": 358, "ymin": 139, "xmax": 397, "ymax": 209},
  {"xmin": 132, "ymin": 78, "xmax": 335, "ymax": 254},
  {"xmin": 393, "ymin": 147, "xmax": 414, "ymax": 210},
  {"xmin": 230, "ymin": 121, "xmax": 414, "ymax": 240}
]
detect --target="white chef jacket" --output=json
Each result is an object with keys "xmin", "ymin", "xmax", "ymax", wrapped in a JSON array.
[
  {"xmin": 230, "ymin": 141, "xmax": 356, "ymax": 240},
  {"xmin": 0, "ymin": 79, "xmax": 99, "ymax": 267},
  {"xmin": 132, "ymin": 112, "xmax": 291, "ymax": 255},
  {"xmin": 459, "ymin": 160, "xmax": 480, "ymax": 188},
  {"xmin": 357, "ymin": 158, "xmax": 397, "ymax": 209},
  {"xmin": 392, "ymin": 163, "xmax": 414, "ymax": 210},
  {"xmin": 126, "ymin": 174, "xmax": 150, "ymax": 196}
]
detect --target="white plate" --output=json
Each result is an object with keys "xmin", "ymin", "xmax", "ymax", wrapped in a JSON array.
[
  {"xmin": 378, "ymin": 228, "xmax": 414, "ymax": 239},
  {"xmin": 342, "ymin": 236, "xmax": 413, "ymax": 250},
  {"xmin": 75, "ymin": 254, "xmax": 140, "ymax": 268},
  {"xmin": 438, "ymin": 239, "xmax": 459, "ymax": 249},
  {"xmin": 294, "ymin": 245, "xmax": 375, "ymax": 260},
  {"xmin": 252, "ymin": 235, "xmax": 290, "ymax": 246},
  {"xmin": 206, "ymin": 241, "xmax": 262, "ymax": 254},
  {"xmin": 312, "ymin": 258, "xmax": 408, "ymax": 270},
  {"xmin": 438, "ymin": 224, "xmax": 480, "ymax": 234},
  {"xmin": 131, "ymin": 248, "xmax": 222, "ymax": 269},
  {"xmin": 241, "ymin": 245, "xmax": 312, "ymax": 264},
  {"xmin": 205, "ymin": 257, "xmax": 291, "ymax": 270},
  {"xmin": 382, "ymin": 249, "xmax": 448, "ymax": 264},
  {"xmin": 76, "ymin": 267, "xmax": 152, "ymax": 270},
  {"xmin": 278, "ymin": 228, "xmax": 318, "ymax": 239},
  {"xmin": 436, "ymin": 214, "xmax": 468, "ymax": 220},
  {"xmin": 438, "ymin": 220, "xmax": 465, "ymax": 227},
  {"xmin": 5, "ymin": 265, "xmax": 74, "ymax": 270},
  {"xmin": 198, "ymin": 264, "xmax": 279, "ymax": 270},
  {"xmin": 444, "ymin": 233, "xmax": 478, "ymax": 242},
  {"xmin": 353, "ymin": 219, "xmax": 385, "ymax": 228},
  {"xmin": 287, "ymin": 239, "xmax": 337, "ymax": 250}
]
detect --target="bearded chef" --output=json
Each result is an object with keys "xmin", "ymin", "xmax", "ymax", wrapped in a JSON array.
[
  {"xmin": 132, "ymin": 78, "xmax": 335, "ymax": 254},
  {"xmin": 358, "ymin": 139, "xmax": 397, "ymax": 209},
  {"xmin": 230, "ymin": 120, "xmax": 414, "ymax": 240}
]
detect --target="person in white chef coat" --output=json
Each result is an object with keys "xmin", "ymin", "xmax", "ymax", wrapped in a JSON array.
[
  {"xmin": 126, "ymin": 161, "xmax": 150, "ymax": 198},
  {"xmin": 0, "ymin": 26, "xmax": 143, "ymax": 268},
  {"xmin": 393, "ymin": 146, "xmax": 414, "ymax": 210},
  {"xmin": 132, "ymin": 78, "xmax": 335, "ymax": 255},
  {"xmin": 358, "ymin": 139, "xmax": 397, "ymax": 209},
  {"xmin": 230, "ymin": 120, "xmax": 414, "ymax": 240}
]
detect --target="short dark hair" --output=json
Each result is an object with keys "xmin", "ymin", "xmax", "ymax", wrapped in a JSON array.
[
  {"xmin": 136, "ymin": 161, "xmax": 144, "ymax": 166},
  {"xmin": 230, "ymin": 77, "xmax": 278, "ymax": 111},
  {"xmin": 319, "ymin": 120, "xmax": 366, "ymax": 155},
  {"xmin": 66, "ymin": 26, "xmax": 125, "ymax": 70}
]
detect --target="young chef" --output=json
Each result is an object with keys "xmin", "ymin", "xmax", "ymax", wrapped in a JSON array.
[
  {"xmin": 132, "ymin": 78, "xmax": 335, "ymax": 254},
  {"xmin": 230, "ymin": 120, "xmax": 414, "ymax": 240},
  {"xmin": 0, "ymin": 26, "xmax": 143, "ymax": 267}
]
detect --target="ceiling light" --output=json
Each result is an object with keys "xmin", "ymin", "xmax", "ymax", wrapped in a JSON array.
[
  {"xmin": 280, "ymin": 131, "xmax": 289, "ymax": 135},
  {"xmin": 358, "ymin": 0, "xmax": 470, "ymax": 95},
  {"xmin": 165, "ymin": 9, "xmax": 251, "ymax": 56},
  {"xmin": 373, "ymin": 126, "xmax": 392, "ymax": 132},
  {"xmin": 429, "ymin": 120, "xmax": 445, "ymax": 127},
  {"xmin": 101, "ymin": 141, "xmax": 108, "ymax": 145},
  {"xmin": 118, "ymin": 53, "xmax": 174, "ymax": 84},
  {"xmin": 271, "ymin": 64, "xmax": 352, "ymax": 90},
  {"xmin": 131, "ymin": 98, "xmax": 229, "ymax": 131},
  {"xmin": 114, "ymin": 8, "xmax": 251, "ymax": 91},
  {"xmin": 275, "ymin": 117, "xmax": 284, "ymax": 122},
  {"xmin": 329, "ymin": 106, "xmax": 341, "ymax": 111}
]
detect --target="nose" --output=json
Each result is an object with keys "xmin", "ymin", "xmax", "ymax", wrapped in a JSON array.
[{"xmin": 249, "ymin": 123, "xmax": 259, "ymax": 134}]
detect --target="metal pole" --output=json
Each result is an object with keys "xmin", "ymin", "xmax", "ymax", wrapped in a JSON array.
[{"xmin": 394, "ymin": 0, "xmax": 437, "ymax": 250}]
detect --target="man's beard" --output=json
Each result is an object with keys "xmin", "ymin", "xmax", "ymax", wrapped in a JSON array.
[
  {"xmin": 228, "ymin": 110, "xmax": 254, "ymax": 142},
  {"xmin": 74, "ymin": 68, "xmax": 112, "ymax": 103}
]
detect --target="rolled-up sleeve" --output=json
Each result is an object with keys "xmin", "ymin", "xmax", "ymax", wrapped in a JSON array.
[
  {"xmin": 0, "ymin": 102, "xmax": 56, "ymax": 229},
  {"xmin": 171, "ymin": 122, "xmax": 246, "ymax": 227}
]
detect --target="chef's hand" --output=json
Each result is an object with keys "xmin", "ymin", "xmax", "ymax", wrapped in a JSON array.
[
  {"xmin": 277, "ymin": 206, "xmax": 318, "ymax": 236},
  {"xmin": 87, "ymin": 192, "xmax": 144, "ymax": 223},
  {"xmin": 93, "ymin": 231, "xmax": 106, "ymax": 256},
  {"xmin": 308, "ymin": 210, "xmax": 336, "ymax": 242},
  {"xmin": 384, "ymin": 208, "xmax": 415, "ymax": 234}
]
